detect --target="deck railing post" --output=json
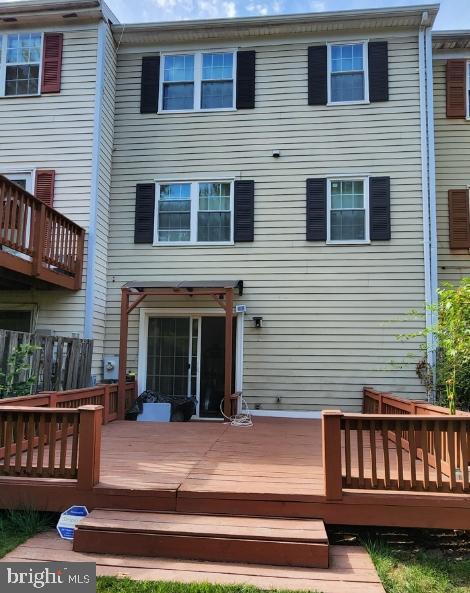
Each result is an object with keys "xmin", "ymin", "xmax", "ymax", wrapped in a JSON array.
[
  {"xmin": 102, "ymin": 384, "xmax": 110, "ymax": 425},
  {"xmin": 322, "ymin": 410, "xmax": 343, "ymax": 501},
  {"xmin": 77, "ymin": 405, "xmax": 103, "ymax": 490},
  {"xmin": 74, "ymin": 228, "xmax": 85, "ymax": 290},
  {"xmin": 31, "ymin": 201, "xmax": 46, "ymax": 277}
]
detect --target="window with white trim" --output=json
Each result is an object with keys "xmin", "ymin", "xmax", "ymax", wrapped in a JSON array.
[
  {"xmin": 0, "ymin": 33, "xmax": 42, "ymax": 96},
  {"xmin": 328, "ymin": 42, "xmax": 368, "ymax": 104},
  {"xmin": 3, "ymin": 171, "xmax": 33, "ymax": 192},
  {"xmin": 328, "ymin": 178, "xmax": 369, "ymax": 242},
  {"xmin": 160, "ymin": 52, "xmax": 235, "ymax": 111},
  {"xmin": 156, "ymin": 181, "xmax": 233, "ymax": 244}
]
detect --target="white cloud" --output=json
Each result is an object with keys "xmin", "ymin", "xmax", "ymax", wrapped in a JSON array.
[
  {"xmin": 246, "ymin": 2, "xmax": 269, "ymax": 16},
  {"xmin": 310, "ymin": 1, "xmax": 326, "ymax": 10},
  {"xmin": 224, "ymin": 1, "xmax": 237, "ymax": 17}
]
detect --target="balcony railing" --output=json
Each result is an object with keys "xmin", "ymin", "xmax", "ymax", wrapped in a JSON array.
[{"xmin": 0, "ymin": 175, "xmax": 85, "ymax": 290}]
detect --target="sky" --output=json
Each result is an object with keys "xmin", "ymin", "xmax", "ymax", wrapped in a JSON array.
[
  {"xmin": 104, "ymin": 0, "xmax": 465, "ymax": 30},
  {"xmin": 0, "ymin": 0, "xmax": 465, "ymax": 30}
]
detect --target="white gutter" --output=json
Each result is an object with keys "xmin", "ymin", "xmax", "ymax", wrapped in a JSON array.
[
  {"xmin": 84, "ymin": 20, "xmax": 106, "ymax": 340},
  {"xmin": 419, "ymin": 15, "xmax": 438, "ymax": 398}
]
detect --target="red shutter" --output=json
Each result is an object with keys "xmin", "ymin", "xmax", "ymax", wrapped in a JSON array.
[
  {"xmin": 446, "ymin": 60, "xmax": 467, "ymax": 118},
  {"xmin": 448, "ymin": 189, "xmax": 470, "ymax": 249},
  {"xmin": 41, "ymin": 33, "xmax": 63, "ymax": 94},
  {"xmin": 35, "ymin": 170, "xmax": 55, "ymax": 207}
]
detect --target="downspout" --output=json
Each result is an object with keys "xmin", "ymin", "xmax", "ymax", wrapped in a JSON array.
[
  {"xmin": 419, "ymin": 13, "xmax": 438, "ymax": 399},
  {"xmin": 84, "ymin": 20, "xmax": 106, "ymax": 341}
]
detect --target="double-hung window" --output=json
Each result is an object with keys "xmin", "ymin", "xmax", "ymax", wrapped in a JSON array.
[
  {"xmin": 160, "ymin": 51, "xmax": 235, "ymax": 112},
  {"xmin": 328, "ymin": 178, "xmax": 369, "ymax": 243},
  {"xmin": 0, "ymin": 33, "xmax": 42, "ymax": 96},
  {"xmin": 328, "ymin": 42, "xmax": 368, "ymax": 104},
  {"xmin": 156, "ymin": 181, "xmax": 233, "ymax": 244}
]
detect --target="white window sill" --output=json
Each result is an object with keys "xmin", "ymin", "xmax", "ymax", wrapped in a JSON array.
[
  {"xmin": 326, "ymin": 240, "xmax": 371, "ymax": 245},
  {"xmin": 0, "ymin": 93, "xmax": 40, "ymax": 99},
  {"xmin": 327, "ymin": 100, "xmax": 370, "ymax": 106},
  {"xmin": 158, "ymin": 108, "xmax": 236, "ymax": 114},
  {"xmin": 152, "ymin": 242, "xmax": 235, "ymax": 247}
]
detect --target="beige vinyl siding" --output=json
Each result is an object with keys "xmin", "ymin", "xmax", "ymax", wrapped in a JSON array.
[
  {"xmin": 105, "ymin": 30, "xmax": 427, "ymax": 411},
  {"xmin": 0, "ymin": 25, "xmax": 97, "ymax": 339},
  {"xmin": 90, "ymin": 24, "xmax": 117, "ymax": 379},
  {"xmin": 434, "ymin": 58, "xmax": 470, "ymax": 284}
]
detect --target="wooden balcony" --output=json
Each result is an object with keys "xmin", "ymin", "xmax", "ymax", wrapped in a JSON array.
[{"xmin": 0, "ymin": 175, "xmax": 85, "ymax": 290}]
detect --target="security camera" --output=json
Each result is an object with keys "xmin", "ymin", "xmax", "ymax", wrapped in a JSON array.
[{"xmin": 272, "ymin": 149, "xmax": 281, "ymax": 158}]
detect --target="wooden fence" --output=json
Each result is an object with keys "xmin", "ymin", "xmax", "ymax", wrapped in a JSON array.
[
  {"xmin": 0, "ymin": 330, "xmax": 93, "ymax": 394},
  {"xmin": 323, "ymin": 388, "xmax": 470, "ymax": 499},
  {"xmin": 0, "ymin": 383, "xmax": 136, "ymax": 485}
]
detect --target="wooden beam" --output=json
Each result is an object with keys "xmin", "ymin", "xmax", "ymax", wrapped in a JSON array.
[
  {"xmin": 118, "ymin": 288, "xmax": 129, "ymax": 420},
  {"xmin": 127, "ymin": 293, "xmax": 147, "ymax": 314},
  {"xmin": 223, "ymin": 288, "xmax": 234, "ymax": 419}
]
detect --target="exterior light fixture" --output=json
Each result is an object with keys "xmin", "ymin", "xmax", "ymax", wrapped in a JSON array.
[{"xmin": 253, "ymin": 316, "xmax": 263, "ymax": 328}]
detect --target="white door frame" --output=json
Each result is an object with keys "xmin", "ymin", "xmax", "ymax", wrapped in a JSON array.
[{"xmin": 137, "ymin": 307, "xmax": 244, "ymax": 417}]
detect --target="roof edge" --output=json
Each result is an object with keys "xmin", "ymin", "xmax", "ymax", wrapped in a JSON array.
[{"xmin": 114, "ymin": 3, "xmax": 439, "ymax": 32}]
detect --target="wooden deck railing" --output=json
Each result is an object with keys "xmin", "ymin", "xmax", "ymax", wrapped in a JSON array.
[
  {"xmin": 0, "ymin": 405, "xmax": 102, "ymax": 487},
  {"xmin": 0, "ymin": 175, "xmax": 85, "ymax": 290},
  {"xmin": 363, "ymin": 387, "xmax": 470, "ymax": 417},
  {"xmin": 0, "ymin": 382, "xmax": 137, "ymax": 425},
  {"xmin": 323, "ymin": 389, "xmax": 470, "ymax": 499}
]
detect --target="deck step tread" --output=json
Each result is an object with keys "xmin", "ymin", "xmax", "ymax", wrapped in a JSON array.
[
  {"xmin": 77, "ymin": 510, "xmax": 327, "ymax": 542},
  {"xmin": 74, "ymin": 510, "xmax": 329, "ymax": 568}
]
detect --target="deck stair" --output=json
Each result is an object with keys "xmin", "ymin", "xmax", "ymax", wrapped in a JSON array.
[{"xmin": 73, "ymin": 509, "xmax": 330, "ymax": 568}]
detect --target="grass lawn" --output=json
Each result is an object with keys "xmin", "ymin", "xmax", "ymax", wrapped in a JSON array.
[
  {"xmin": 0, "ymin": 509, "xmax": 56, "ymax": 559},
  {"xmin": 97, "ymin": 581, "xmax": 309, "ymax": 593},
  {"xmin": 366, "ymin": 538, "xmax": 470, "ymax": 593}
]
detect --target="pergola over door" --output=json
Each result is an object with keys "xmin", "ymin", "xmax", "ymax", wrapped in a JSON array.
[{"xmin": 117, "ymin": 280, "xmax": 243, "ymax": 420}]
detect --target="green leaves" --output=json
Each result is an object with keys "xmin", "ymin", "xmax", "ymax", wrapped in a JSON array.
[{"xmin": 0, "ymin": 343, "xmax": 40, "ymax": 398}]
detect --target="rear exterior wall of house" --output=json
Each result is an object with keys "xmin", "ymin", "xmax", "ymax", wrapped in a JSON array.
[
  {"xmin": 104, "ymin": 25, "xmax": 428, "ymax": 412},
  {"xmin": 0, "ymin": 19, "xmax": 116, "ymax": 382},
  {"xmin": 433, "ymin": 57, "xmax": 470, "ymax": 285}
]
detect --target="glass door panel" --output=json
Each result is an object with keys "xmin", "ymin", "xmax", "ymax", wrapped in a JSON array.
[{"xmin": 147, "ymin": 317, "xmax": 191, "ymax": 396}]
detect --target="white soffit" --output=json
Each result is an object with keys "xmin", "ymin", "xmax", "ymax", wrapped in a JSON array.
[{"xmin": 112, "ymin": 4, "xmax": 440, "ymax": 46}]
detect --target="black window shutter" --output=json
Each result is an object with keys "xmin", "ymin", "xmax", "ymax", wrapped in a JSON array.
[
  {"xmin": 236, "ymin": 51, "xmax": 256, "ymax": 109},
  {"xmin": 140, "ymin": 56, "xmax": 160, "ymax": 114},
  {"xmin": 134, "ymin": 183, "xmax": 156, "ymax": 243},
  {"xmin": 369, "ymin": 177, "xmax": 391, "ymax": 240},
  {"xmin": 308, "ymin": 46, "xmax": 327, "ymax": 106},
  {"xmin": 368, "ymin": 41, "xmax": 389, "ymax": 102},
  {"xmin": 234, "ymin": 180, "xmax": 254, "ymax": 241},
  {"xmin": 306, "ymin": 178, "xmax": 327, "ymax": 241}
]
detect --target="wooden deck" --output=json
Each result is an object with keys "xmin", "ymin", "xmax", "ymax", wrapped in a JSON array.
[
  {"xmin": 1, "ymin": 531, "xmax": 385, "ymax": 593},
  {"xmin": 1, "ymin": 416, "xmax": 469, "ymax": 530}
]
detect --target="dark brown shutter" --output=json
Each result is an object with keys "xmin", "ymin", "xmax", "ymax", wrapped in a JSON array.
[
  {"xmin": 134, "ymin": 184, "xmax": 155, "ymax": 243},
  {"xmin": 140, "ymin": 56, "xmax": 160, "ymax": 114},
  {"xmin": 448, "ymin": 189, "xmax": 470, "ymax": 249},
  {"xmin": 308, "ymin": 46, "xmax": 327, "ymax": 106},
  {"xmin": 236, "ymin": 51, "xmax": 256, "ymax": 109},
  {"xmin": 446, "ymin": 60, "xmax": 467, "ymax": 118},
  {"xmin": 369, "ymin": 177, "xmax": 391, "ymax": 241},
  {"xmin": 368, "ymin": 41, "xmax": 389, "ymax": 102},
  {"xmin": 41, "ymin": 33, "xmax": 63, "ymax": 94},
  {"xmin": 34, "ymin": 170, "xmax": 55, "ymax": 207},
  {"xmin": 306, "ymin": 178, "xmax": 327, "ymax": 241},
  {"xmin": 234, "ymin": 180, "xmax": 254, "ymax": 241}
]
